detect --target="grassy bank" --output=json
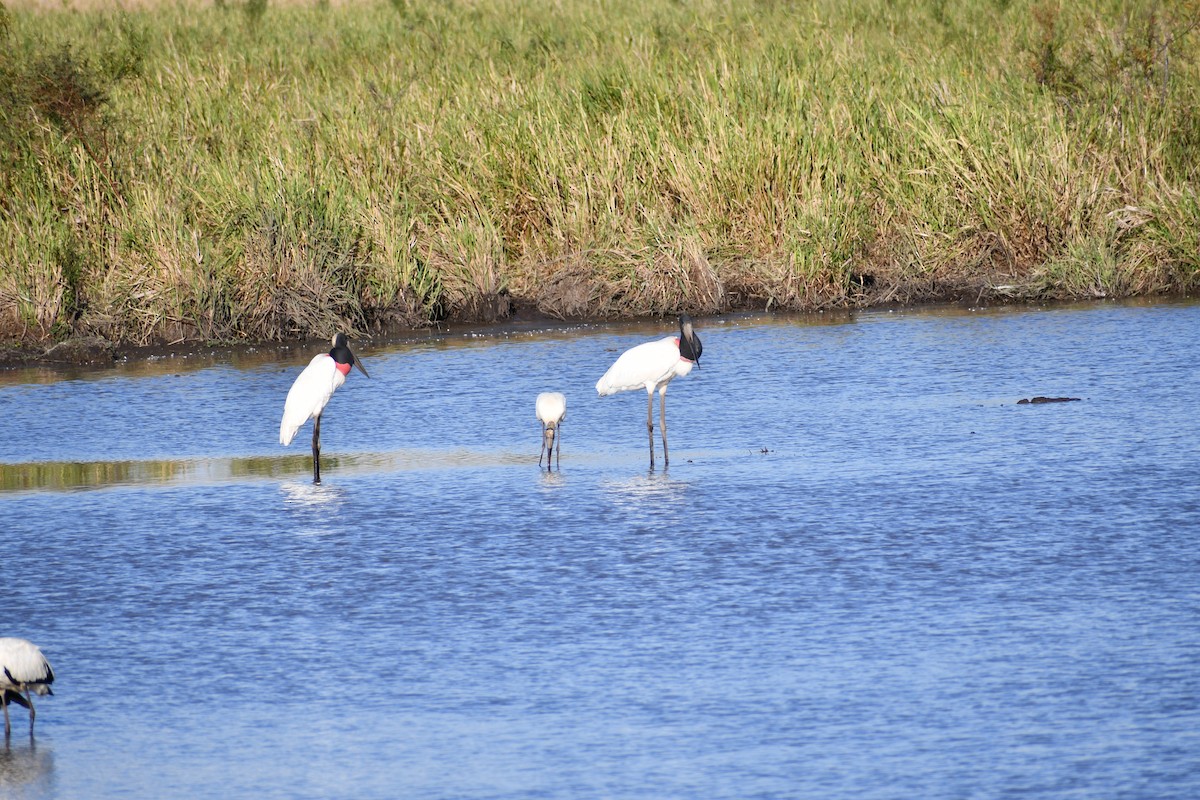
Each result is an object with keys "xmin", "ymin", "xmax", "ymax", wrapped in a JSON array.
[{"xmin": 1, "ymin": 0, "xmax": 1198, "ymax": 345}]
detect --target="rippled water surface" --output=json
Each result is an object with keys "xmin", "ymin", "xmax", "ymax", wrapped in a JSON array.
[{"xmin": 3, "ymin": 303, "xmax": 1199, "ymax": 799}]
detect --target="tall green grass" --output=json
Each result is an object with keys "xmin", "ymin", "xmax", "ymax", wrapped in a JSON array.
[{"xmin": 1, "ymin": 0, "xmax": 1197, "ymax": 344}]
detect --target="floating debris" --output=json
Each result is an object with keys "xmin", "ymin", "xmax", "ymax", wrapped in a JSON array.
[{"xmin": 1018, "ymin": 396, "xmax": 1082, "ymax": 404}]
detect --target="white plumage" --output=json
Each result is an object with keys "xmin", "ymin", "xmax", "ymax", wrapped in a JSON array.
[
  {"xmin": 595, "ymin": 337, "xmax": 696, "ymax": 396},
  {"xmin": 279, "ymin": 333, "xmax": 369, "ymax": 484},
  {"xmin": 280, "ymin": 352, "xmax": 346, "ymax": 447},
  {"xmin": 536, "ymin": 391, "xmax": 567, "ymax": 468},
  {"xmin": 0, "ymin": 637, "xmax": 54, "ymax": 737},
  {"xmin": 596, "ymin": 315, "xmax": 703, "ymax": 468}
]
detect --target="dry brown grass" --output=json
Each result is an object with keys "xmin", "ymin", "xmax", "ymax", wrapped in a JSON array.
[
  {"xmin": 1, "ymin": 0, "xmax": 1196, "ymax": 346},
  {"xmin": 6, "ymin": 0, "xmax": 352, "ymax": 10}
]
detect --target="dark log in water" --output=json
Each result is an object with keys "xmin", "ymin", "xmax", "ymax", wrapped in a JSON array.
[{"xmin": 1018, "ymin": 396, "xmax": 1082, "ymax": 404}]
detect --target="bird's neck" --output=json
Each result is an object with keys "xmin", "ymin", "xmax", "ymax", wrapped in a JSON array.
[
  {"xmin": 674, "ymin": 337, "xmax": 695, "ymax": 363},
  {"xmin": 334, "ymin": 360, "xmax": 352, "ymax": 376}
]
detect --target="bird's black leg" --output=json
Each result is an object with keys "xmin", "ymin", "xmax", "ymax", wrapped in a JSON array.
[
  {"xmin": 555, "ymin": 427, "xmax": 561, "ymax": 468},
  {"xmin": 646, "ymin": 391, "xmax": 655, "ymax": 468},
  {"xmin": 660, "ymin": 389, "xmax": 671, "ymax": 467},
  {"xmin": 2, "ymin": 692, "xmax": 10, "ymax": 739},
  {"xmin": 539, "ymin": 424, "xmax": 546, "ymax": 468},
  {"xmin": 312, "ymin": 414, "xmax": 322, "ymax": 485}
]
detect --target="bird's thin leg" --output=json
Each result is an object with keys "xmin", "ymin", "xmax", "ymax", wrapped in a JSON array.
[
  {"xmin": 539, "ymin": 424, "xmax": 546, "ymax": 468},
  {"xmin": 2, "ymin": 693, "xmax": 10, "ymax": 738},
  {"xmin": 646, "ymin": 390, "xmax": 656, "ymax": 468},
  {"xmin": 555, "ymin": 427, "xmax": 561, "ymax": 468},
  {"xmin": 312, "ymin": 414, "xmax": 322, "ymax": 485},
  {"xmin": 660, "ymin": 387, "xmax": 669, "ymax": 467},
  {"xmin": 23, "ymin": 690, "xmax": 34, "ymax": 734}
]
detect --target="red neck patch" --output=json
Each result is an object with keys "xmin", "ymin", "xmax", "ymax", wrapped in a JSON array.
[{"xmin": 335, "ymin": 361, "xmax": 352, "ymax": 376}]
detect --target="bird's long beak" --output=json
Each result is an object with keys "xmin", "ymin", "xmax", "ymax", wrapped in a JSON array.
[{"xmin": 354, "ymin": 355, "xmax": 370, "ymax": 378}]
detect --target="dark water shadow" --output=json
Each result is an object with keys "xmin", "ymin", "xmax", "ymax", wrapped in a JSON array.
[
  {"xmin": 0, "ymin": 454, "xmax": 313, "ymax": 493},
  {"xmin": 0, "ymin": 310, "xmax": 856, "ymax": 388},
  {"xmin": 0, "ymin": 449, "xmax": 546, "ymax": 494},
  {"xmin": 0, "ymin": 446, "xmax": 738, "ymax": 494},
  {"xmin": 5, "ymin": 298, "xmax": 1193, "ymax": 390}
]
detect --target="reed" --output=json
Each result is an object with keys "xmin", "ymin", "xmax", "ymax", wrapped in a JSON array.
[{"xmin": 1, "ymin": 0, "xmax": 1197, "ymax": 345}]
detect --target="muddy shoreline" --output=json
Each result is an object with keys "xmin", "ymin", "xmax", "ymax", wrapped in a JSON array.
[
  {"xmin": 2, "ymin": 294, "xmax": 1194, "ymax": 370},
  {"xmin": 0, "ymin": 303, "xmax": 610, "ymax": 369}
]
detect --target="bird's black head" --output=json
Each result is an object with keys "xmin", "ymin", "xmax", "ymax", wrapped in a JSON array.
[
  {"xmin": 329, "ymin": 333, "xmax": 370, "ymax": 377},
  {"xmin": 679, "ymin": 315, "xmax": 702, "ymax": 365}
]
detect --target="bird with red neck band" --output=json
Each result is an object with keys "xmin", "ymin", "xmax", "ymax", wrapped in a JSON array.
[
  {"xmin": 280, "ymin": 333, "xmax": 370, "ymax": 484},
  {"xmin": 596, "ymin": 315, "xmax": 703, "ymax": 468}
]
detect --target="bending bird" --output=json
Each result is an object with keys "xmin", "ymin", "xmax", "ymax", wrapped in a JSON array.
[
  {"xmin": 0, "ymin": 638, "xmax": 54, "ymax": 738},
  {"xmin": 536, "ymin": 391, "xmax": 566, "ymax": 468}
]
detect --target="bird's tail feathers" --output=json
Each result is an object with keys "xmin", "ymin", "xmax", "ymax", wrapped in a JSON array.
[
  {"xmin": 595, "ymin": 376, "xmax": 621, "ymax": 396},
  {"xmin": 280, "ymin": 420, "xmax": 299, "ymax": 446}
]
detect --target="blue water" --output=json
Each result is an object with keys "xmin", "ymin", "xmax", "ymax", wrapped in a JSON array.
[{"xmin": 2, "ymin": 302, "xmax": 1199, "ymax": 799}]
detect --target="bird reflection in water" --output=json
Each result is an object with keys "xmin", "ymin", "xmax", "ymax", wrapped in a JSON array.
[
  {"xmin": 601, "ymin": 471, "xmax": 691, "ymax": 509},
  {"xmin": 0, "ymin": 741, "xmax": 55, "ymax": 798},
  {"xmin": 538, "ymin": 469, "xmax": 566, "ymax": 491},
  {"xmin": 280, "ymin": 481, "xmax": 348, "ymax": 537},
  {"xmin": 280, "ymin": 480, "xmax": 348, "ymax": 508}
]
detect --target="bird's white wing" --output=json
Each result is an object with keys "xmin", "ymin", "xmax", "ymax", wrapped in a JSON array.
[
  {"xmin": 279, "ymin": 354, "xmax": 340, "ymax": 445},
  {"xmin": 536, "ymin": 392, "xmax": 567, "ymax": 424},
  {"xmin": 0, "ymin": 638, "xmax": 54, "ymax": 687},
  {"xmin": 595, "ymin": 337, "xmax": 679, "ymax": 396}
]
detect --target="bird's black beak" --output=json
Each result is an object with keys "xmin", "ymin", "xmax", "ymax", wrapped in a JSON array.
[{"xmin": 354, "ymin": 354, "xmax": 370, "ymax": 378}]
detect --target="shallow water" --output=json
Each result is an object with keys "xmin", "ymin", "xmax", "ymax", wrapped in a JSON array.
[{"xmin": 3, "ymin": 302, "xmax": 1199, "ymax": 799}]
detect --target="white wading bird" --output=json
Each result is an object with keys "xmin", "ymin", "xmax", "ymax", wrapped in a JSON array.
[
  {"xmin": 280, "ymin": 333, "xmax": 369, "ymax": 484},
  {"xmin": 0, "ymin": 638, "xmax": 55, "ymax": 738},
  {"xmin": 596, "ymin": 315, "xmax": 703, "ymax": 468},
  {"xmin": 536, "ymin": 391, "xmax": 567, "ymax": 468}
]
